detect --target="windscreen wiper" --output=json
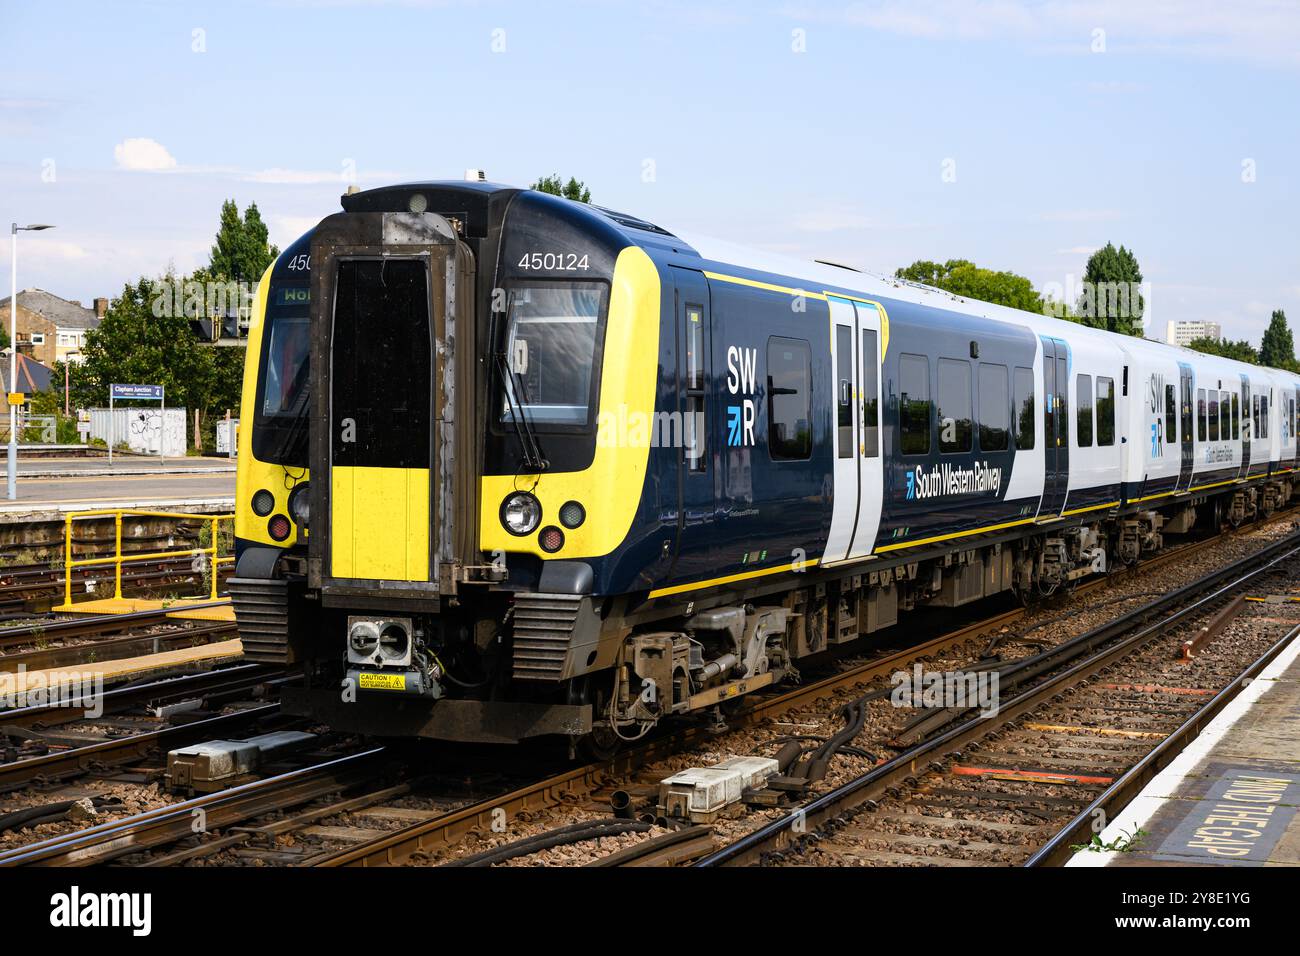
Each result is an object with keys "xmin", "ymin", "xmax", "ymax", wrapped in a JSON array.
[{"xmin": 496, "ymin": 351, "xmax": 548, "ymax": 473}]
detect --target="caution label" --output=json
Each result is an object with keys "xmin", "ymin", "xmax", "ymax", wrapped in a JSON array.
[{"xmin": 358, "ymin": 672, "xmax": 406, "ymax": 691}]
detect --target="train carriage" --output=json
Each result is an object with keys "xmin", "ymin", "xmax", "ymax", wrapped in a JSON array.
[{"xmin": 230, "ymin": 180, "xmax": 1300, "ymax": 751}]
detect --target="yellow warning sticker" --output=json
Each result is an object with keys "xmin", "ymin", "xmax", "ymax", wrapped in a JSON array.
[{"xmin": 358, "ymin": 672, "xmax": 406, "ymax": 690}]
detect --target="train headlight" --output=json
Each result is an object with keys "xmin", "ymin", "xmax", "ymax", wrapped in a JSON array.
[
  {"xmin": 289, "ymin": 483, "xmax": 310, "ymax": 528},
  {"xmin": 501, "ymin": 492, "xmax": 541, "ymax": 536}
]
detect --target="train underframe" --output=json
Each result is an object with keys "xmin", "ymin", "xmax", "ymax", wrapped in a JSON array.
[{"xmin": 258, "ymin": 476, "xmax": 1295, "ymax": 752}]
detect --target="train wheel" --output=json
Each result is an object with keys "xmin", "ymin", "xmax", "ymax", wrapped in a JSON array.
[{"xmin": 579, "ymin": 725, "xmax": 621, "ymax": 762}]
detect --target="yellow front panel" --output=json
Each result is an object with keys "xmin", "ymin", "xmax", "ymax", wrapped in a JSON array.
[
  {"xmin": 479, "ymin": 245, "xmax": 661, "ymax": 559},
  {"xmin": 331, "ymin": 467, "xmax": 429, "ymax": 581}
]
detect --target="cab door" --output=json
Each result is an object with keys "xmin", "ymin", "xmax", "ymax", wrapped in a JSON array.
[{"xmin": 668, "ymin": 267, "xmax": 716, "ymax": 581}]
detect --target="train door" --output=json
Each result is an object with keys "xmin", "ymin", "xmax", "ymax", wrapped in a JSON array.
[
  {"xmin": 1040, "ymin": 336, "xmax": 1070, "ymax": 516},
  {"xmin": 1294, "ymin": 386, "xmax": 1299, "ymax": 469},
  {"xmin": 668, "ymin": 267, "xmax": 716, "ymax": 581},
  {"xmin": 1239, "ymin": 373, "xmax": 1251, "ymax": 479},
  {"xmin": 849, "ymin": 301, "xmax": 884, "ymax": 558},
  {"xmin": 310, "ymin": 212, "xmax": 453, "ymax": 587},
  {"xmin": 823, "ymin": 297, "xmax": 861, "ymax": 563},
  {"xmin": 1177, "ymin": 364, "xmax": 1194, "ymax": 491}
]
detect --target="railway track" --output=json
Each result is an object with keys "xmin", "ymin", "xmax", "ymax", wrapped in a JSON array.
[
  {"xmin": 696, "ymin": 531, "xmax": 1300, "ymax": 867},
  {"xmin": 2, "ymin": 506, "xmax": 1296, "ymax": 868},
  {"xmin": 0, "ymin": 604, "xmax": 236, "ymax": 672}
]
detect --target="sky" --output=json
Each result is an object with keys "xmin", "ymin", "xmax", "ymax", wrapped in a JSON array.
[{"xmin": 2, "ymin": 0, "xmax": 1298, "ymax": 344}]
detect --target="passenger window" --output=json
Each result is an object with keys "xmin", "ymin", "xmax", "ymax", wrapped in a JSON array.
[
  {"xmin": 684, "ymin": 305, "xmax": 706, "ymax": 473},
  {"xmin": 1077, "ymin": 373, "xmax": 1094, "ymax": 447},
  {"xmin": 767, "ymin": 337, "xmax": 812, "ymax": 460},
  {"xmin": 900, "ymin": 353, "xmax": 931, "ymax": 456},
  {"xmin": 937, "ymin": 358, "xmax": 972, "ymax": 453},
  {"xmin": 1209, "ymin": 393, "xmax": 1219, "ymax": 442},
  {"xmin": 1097, "ymin": 376, "xmax": 1114, "ymax": 446},
  {"xmin": 1014, "ymin": 366, "xmax": 1035, "ymax": 450},
  {"xmin": 836, "ymin": 326, "xmax": 853, "ymax": 459},
  {"xmin": 1261, "ymin": 395, "xmax": 1269, "ymax": 439},
  {"xmin": 1165, "ymin": 384, "xmax": 1176, "ymax": 444},
  {"xmin": 1198, "ymin": 388, "xmax": 1207, "ymax": 441},
  {"xmin": 1233, "ymin": 393, "xmax": 1240, "ymax": 440},
  {"xmin": 978, "ymin": 363, "xmax": 1009, "ymax": 452},
  {"xmin": 862, "ymin": 329, "xmax": 879, "ymax": 458}
]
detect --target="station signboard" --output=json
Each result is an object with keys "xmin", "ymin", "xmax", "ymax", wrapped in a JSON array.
[{"xmin": 110, "ymin": 384, "xmax": 165, "ymax": 401}]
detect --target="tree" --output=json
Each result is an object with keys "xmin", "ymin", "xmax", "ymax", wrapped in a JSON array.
[
  {"xmin": 532, "ymin": 174, "xmax": 592, "ymax": 203},
  {"xmin": 209, "ymin": 199, "xmax": 279, "ymax": 284},
  {"xmin": 1186, "ymin": 336, "xmax": 1259, "ymax": 364},
  {"xmin": 895, "ymin": 259, "xmax": 1046, "ymax": 313},
  {"xmin": 1259, "ymin": 309, "xmax": 1296, "ymax": 371},
  {"xmin": 1077, "ymin": 242, "xmax": 1145, "ymax": 336},
  {"xmin": 71, "ymin": 276, "xmax": 224, "ymax": 450}
]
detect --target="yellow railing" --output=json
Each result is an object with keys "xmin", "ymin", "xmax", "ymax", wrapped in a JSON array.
[{"xmin": 60, "ymin": 509, "xmax": 235, "ymax": 608}]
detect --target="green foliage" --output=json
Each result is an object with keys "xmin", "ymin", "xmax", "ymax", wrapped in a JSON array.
[
  {"xmin": 532, "ymin": 174, "xmax": 592, "ymax": 203},
  {"xmin": 1185, "ymin": 336, "xmax": 1259, "ymax": 364},
  {"xmin": 1071, "ymin": 827, "xmax": 1147, "ymax": 853},
  {"xmin": 71, "ymin": 275, "xmax": 240, "ymax": 451},
  {"xmin": 1077, "ymin": 242, "xmax": 1145, "ymax": 336},
  {"xmin": 0, "ymin": 322, "xmax": 8, "ymax": 350},
  {"xmin": 209, "ymin": 200, "xmax": 279, "ymax": 283},
  {"xmin": 69, "ymin": 200, "xmax": 260, "ymax": 451},
  {"xmin": 26, "ymin": 384, "xmax": 80, "ymax": 442},
  {"xmin": 1259, "ymin": 309, "xmax": 1296, "ymax": 371},
  {"xmin": 895, "ymin": 259, "xmax": 1046, "ymax": 313}
]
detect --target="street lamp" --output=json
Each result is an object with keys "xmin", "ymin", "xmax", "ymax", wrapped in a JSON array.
[{"xmin": 9, "ymin": 223, "xmax": 55, "ymax": 500}]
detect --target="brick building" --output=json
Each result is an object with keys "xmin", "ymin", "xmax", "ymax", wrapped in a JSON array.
[{"xmin": 0, "ymin": 288, "xmax": 104, "ymax": 366}]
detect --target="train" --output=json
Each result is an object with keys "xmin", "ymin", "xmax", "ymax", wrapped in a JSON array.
[{"xmin": 230, "ymin": 179, "xmax": 1299, "ymax": 755}]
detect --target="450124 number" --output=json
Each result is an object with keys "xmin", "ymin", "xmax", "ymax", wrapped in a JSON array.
[{"xmin": 517, "ymin": 252, "xmax": 589, "ymax": 271}]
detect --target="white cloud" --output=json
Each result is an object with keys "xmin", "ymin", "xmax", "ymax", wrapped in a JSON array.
[
  {"xmin": 1, "ymin": 240, "xmax": 87, "ymax": 265},
  {"xmin": 113, "ymin": 137, "xmax": 177, "ymax": 171},
  {"xmin": 1054, "ymin": 245, "xmax": 1097, "ymax": 256},
  {"xmin": 270, "ymin": 214, "xmax": 323, "ymax": 246}
]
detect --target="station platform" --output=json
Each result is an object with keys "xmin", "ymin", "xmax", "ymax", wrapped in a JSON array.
[
  {"xmin": 56, "ymin": 596, "xmax": 235, "ymax": 622},
  {"xmin": 15, "ymin": 456, "xmax": 235, "ymax": 479},
  {"xmin": 1067, "ymin": 629, "xmax": 1300, "ymax": 867},
  {"xmin": 2, "ymin": 637, "xmax": 244, "ymax": 696},
  {"xmin": 0, "ymin": 472, "xmax": 233, "ymax": 519}
]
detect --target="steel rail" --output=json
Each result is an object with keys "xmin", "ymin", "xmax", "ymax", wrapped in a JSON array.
[
  {"xmin": 1024, "ymin": 619, "xmax": 1300, "ymax": 866},
  {"xmin": 0, "ymin": 662, "xmax": 286, "ymax": 729},
  {"xmin": 0, "ymin": 746, "xmax": 386, "ymax": 866},
  {"xmin": 695, "ymin": 532, "xmax": 1300, "ymax": 866},
  {"xmin": 0, "ymin": 702, "xmax": 281, "ymax": 793}
]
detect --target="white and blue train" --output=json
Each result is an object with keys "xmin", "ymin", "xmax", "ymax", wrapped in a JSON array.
[{"xmin": 232, "ymin": 182, "xmax": 1298, "ymax": 748}]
